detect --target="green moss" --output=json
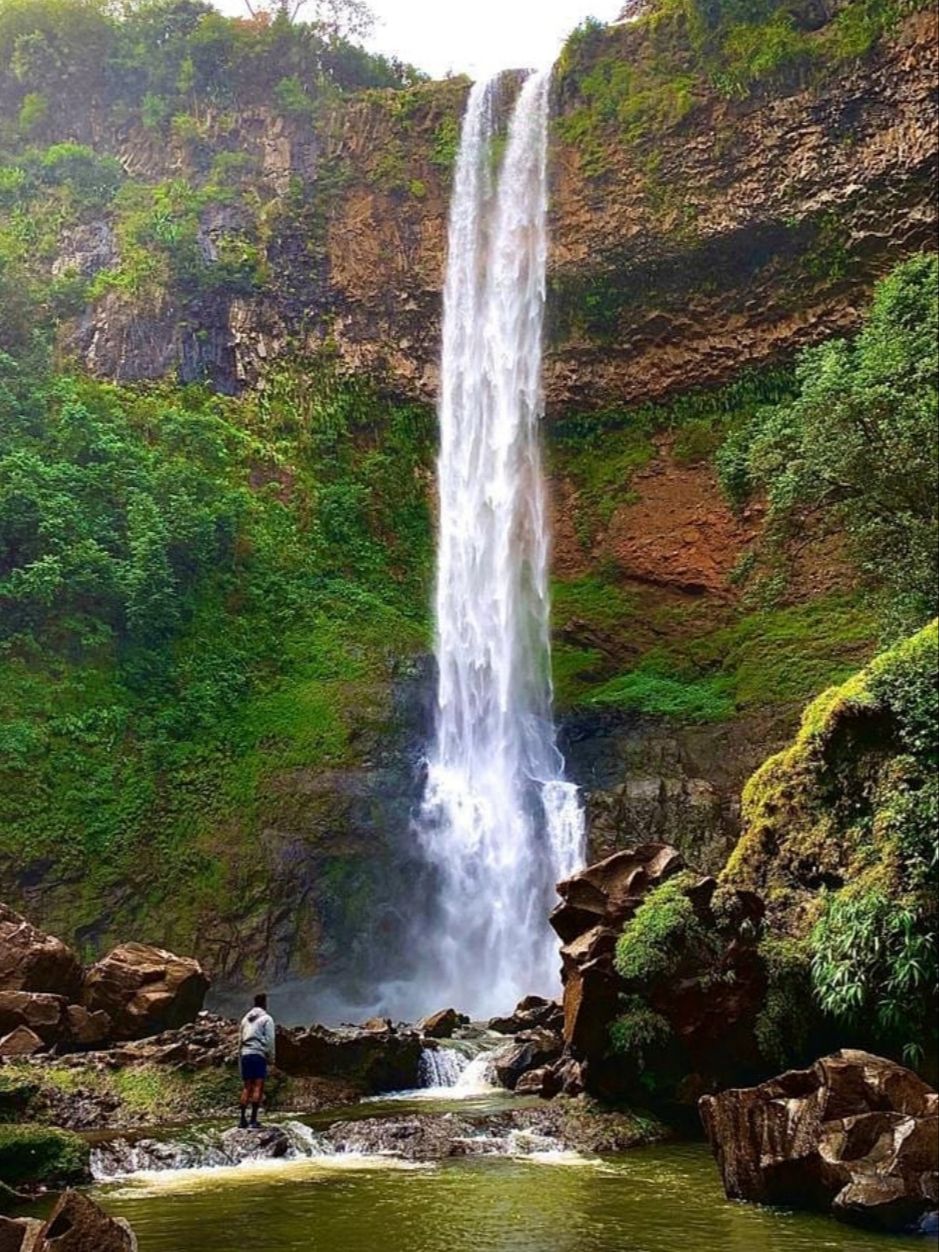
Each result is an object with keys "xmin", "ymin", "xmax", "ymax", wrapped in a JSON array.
[
  {"xmin": 0, "ymin": 1071, "xmax": 39, "ymax": 1122},
  {"xmin": 591, "ymin": 663, "xmax": 735, "ymax": 723},
  {"xmin": 610, "ymin": 996, "xmax": 673, "ymax": 1063},
  {"xmin": 754, "ymin": 935, "xmax": 813, "ymax": 1070},
  {"xmin": 614, "ymin": 871, "xmax": 718, "ymax": 983},
  {"xmin": 725, "ymin": 621, "xmax": 939, "ymax": 1064},
  {"xmin": 0, "ymin": 1124, "xmax": 89, "ymax": 1188}
]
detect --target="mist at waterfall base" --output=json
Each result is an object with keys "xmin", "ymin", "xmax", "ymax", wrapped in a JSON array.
[{"xmin": 247, "ymin": 71, "xmax": 585, "ymax": 1030}]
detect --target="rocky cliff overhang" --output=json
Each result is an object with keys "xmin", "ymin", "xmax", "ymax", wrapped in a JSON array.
[{"xmin": 60, "ymin": 11, "xmax": 937, "ymax": 411}]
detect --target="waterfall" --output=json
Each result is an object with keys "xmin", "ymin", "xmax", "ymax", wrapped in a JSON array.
[
  {"xmin": 419, "ymin": 1047, "xmax": 470, "ymax": 1089},
  {"xmin": 413, "ymin": 68, "xmax": 585, "ymax": 1020}
]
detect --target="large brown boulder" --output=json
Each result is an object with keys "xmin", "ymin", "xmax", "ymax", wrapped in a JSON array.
[
  {"xmin": 418, "ymin": 1009, "xmax": 467, "ymax": 1040},
  {"xmin": 37, "ymin": 1192, "xmax": 136, "ymax": 1251},
  {"xmin": 275, "ymin": 1023, "xmax": 422, "ymax": 1093},
  {"xmin": 0, "ymin": 907, "xmax": 83, "ymax": 1002},
  {"xmin": 700, "ymin": 1050, "xmax": 939, "ymax": 1233},
  {"xmin": 82, "ymin": 944, "xmax": 209, "ymax": 1041},
  {"xmin": 548, "ymin": 845, "xmax": 767, "ymax": 1102},
  {"xmin": 0, "ymin": 993, "xmax": 68, "ymax": 1047},
  {"xmin": 0, "ymin": 1217, "xmax": 42, "ymax": 1252}
]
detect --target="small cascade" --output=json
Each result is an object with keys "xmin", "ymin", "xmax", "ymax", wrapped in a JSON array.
[
  {"xmin": 454, "ymin": 1050, "xmax": 501, "ymax": 1095},
  {"xmin": 90, "ymin": 1121, "xmax": 331, "ymax": 1182},
  {"xmin": 419, "ymin": 1047, "xmax": 470, "ymax": 1089}
]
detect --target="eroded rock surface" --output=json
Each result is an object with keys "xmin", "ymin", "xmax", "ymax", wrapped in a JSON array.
[
  {"xmin": 547, "ymin": 846, "xmax": 767, "ymax": 1102},
  {"xmin": 0, "ymin": 908, "xmax": 83, "ymax": 1002},
  {"xmin": 82, "ymin": 944, "xmax": 209, "ymax": 1042},
  {"xmin": 700, "ymin": 1050, "xmax": 939, "ymax": 1233}
]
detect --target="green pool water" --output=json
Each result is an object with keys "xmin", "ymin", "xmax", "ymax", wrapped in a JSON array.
[{"xmin": 93, "ymin": 1140, "xmax": 923, "ymax": 1252}]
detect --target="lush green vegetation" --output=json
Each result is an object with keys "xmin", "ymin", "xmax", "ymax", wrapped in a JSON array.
[
  {"xmin": 721, "ymin": 253, "xmax": 939, "ymax": 637},
  {"xmin": 0, "ymin": 0, "xmax": 419, "ymax": 151},
  {"xmin": 547, "ymin": 367, "xmax": 794, "ymax": 547},
  {"xmin": 551, "ymin": 257, "xmax": 936, "ymax": 725},
  {"xmin": 556, "ymin": 0, "xmax": 931, "ymax": 168},
  {"xmin": 728, "ymin": 620, "xmax": 939, "ymax": 1065},
  {"xmin": 0, "ymin": 1122, "xmax": 88, "ymax": 1188},
  {"xmin": 614, "ymin": 871, "xmax": 717, "ymax": 983},
  {"xmin": 0, "ymin": 344, "xmax": 434, "ymax": 950}
]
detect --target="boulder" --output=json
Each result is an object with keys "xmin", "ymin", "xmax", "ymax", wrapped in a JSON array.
[
  {"xmin": 0, "ymin": 1218, "xmax": 42, "ymax": 1252},
  {"xmin": 419, "ymin": 1009, "xmax": 467, "ymax": 1040},
  {"xmin": 493, "ymin": 1030, "xmax": 563, "ymax": 1091},
  {"xmin": 514, "ymin": 1067, "xmax": 562, "ymax": 1099},
  {"xmin": 0, "ymin": 1028, "xmax": 44, "ymax": 1058},
  {"xmin": 700, "ymin": 1050, "xmax": 939, "ymax": 1233},
  {"xmin": 38, "ymin": 1191, "xmax": 136, "ymax": 1251},
  {"xmin": 0, "ymin": 908, "xmax": 83, "ymax": 1002},
  {"xmin": 82, "ymin": 944, "xmax": 209, "ymax": 1041},
  {"xmin": 64, "ymin": 1006, "xmax": 112, "ymax": 1049},
  {"xmin": 488, "ymin": 997, "xmax": 562, "ymax": 1036},
  {"xmin": 0, "ymin": 993, "xmax": 68, "ymax": 1047},
  {"xmin": 549, "ymin": 846, "xmax": 767, "ymax": 1102},
  {"xmin": 275, "ymin": 1023, "xmax": 423, "ymax": 1093}
]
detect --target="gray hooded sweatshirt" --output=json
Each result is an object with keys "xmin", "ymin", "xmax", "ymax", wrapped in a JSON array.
[{"xmin": 240, "ymin": 1007, "xmax": 276, "ymax": 1062}]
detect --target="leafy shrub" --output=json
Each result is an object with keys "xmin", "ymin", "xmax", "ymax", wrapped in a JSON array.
[
  {"xmin": 812, "ymin": 890, "xmax": 937, "ymax": 1064},
  {"xmin": 615, "ymin": 872, "xmax": 719, "ymax": 983},
  {"xmin": 0, "ymin": 1123, "xmax": 88, "ymax": 1187},
  {"xmin": 719, "ymin": 254, "xmax": 939, "ymax": 634},
  {"xmin": 611, "ymin": 996, "xmax": 673, "ymax": 1064}
]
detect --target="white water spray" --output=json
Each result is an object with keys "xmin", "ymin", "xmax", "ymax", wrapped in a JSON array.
[{"xmin": 413, "ymin": 69, "xmax": 585, "ymax": 1019}]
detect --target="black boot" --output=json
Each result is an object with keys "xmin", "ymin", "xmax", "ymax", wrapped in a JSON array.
[
  {"xmin": 249, "ymin": 1102, "xmax": 261, "ymax": 1129},
  {"xmin": 239, "ymin": 1108, "xmax": 249, "ymax": 1129}
]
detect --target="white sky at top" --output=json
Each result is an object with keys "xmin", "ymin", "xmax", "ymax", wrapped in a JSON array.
[{"xmin": 213, "ymin": 0, "xmax": 627, "ymax": 79}]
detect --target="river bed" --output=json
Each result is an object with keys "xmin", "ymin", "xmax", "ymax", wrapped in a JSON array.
[{"xmin": 87, "ymin": 1095, "xmax": 921, "ymax": 1252}]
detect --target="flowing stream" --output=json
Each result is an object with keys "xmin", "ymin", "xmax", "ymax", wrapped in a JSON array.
[
  {"xmin": 413, "ymin": 68, "xmax": 585, "ymax": 1020},
  {"xmin": 88, "ymin": 1133, "xmax": 919, "ymax": 1252}
]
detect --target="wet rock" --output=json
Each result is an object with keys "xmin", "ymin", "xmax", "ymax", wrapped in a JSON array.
[
  {"xmin": 0, "ymin": 1027, "xmax": 44, "ymax": 1058},
  {"xmin": 514, "ymin": 1067, "xmax": 562, "ymax": 1099},
  {"xmin": 700, "ymin": 1050, "xmax": 939, "ymax": 1233},
  {"xmin": 488, "ymin": 996, "xmax": 563, "ymax": 1036},
  {"xmin": 38, "ymin": 1190, "xmax": 136, "ymax": 1251},
  {"xmin": 550, "ymin": 845, "xmax": 685, "ymax": 1071},
  {"xmin": 92, "ymin": 1124, "xmax": 294, "ymax": 1177},
  {"xmin": 549, "ymin": 847, "xmax": 767, "ymax": 1102},
  {"xmin": 493, "ymin": 1030, "xmax": 563, "ymax": 1091},
  {"xmin": 0, "ymin": 907, "xmax": 83, "ymax": 1002},
  {"xmin": 64, "ymin": 1006, "xmax": 112, "ymax": 1050},
  {"xmin": 419, "ymin": 1009, "xmax": 467, "ymax": 1039},
  {"xmin": 82, "ymin": 943, "xmax": 210, "ymax": 1041},
  {"xmin": 361, "ymin": 1017, "xmax": 395, "ymax": 1033},
  {"xmin": 219, "ymin": 1126, "xmax": 291, "ymax": 1161},
  {"xmin": 274, "ymin": 1023, "xmax": 422, "ymax": 1093}
]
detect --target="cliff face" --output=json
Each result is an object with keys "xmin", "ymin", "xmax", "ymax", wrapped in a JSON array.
[
  {"xmin": 59, "ymin": 11, "xmax": 937, "ymax": 410},
  {"xmin": 2, "ymin": 2, "xmax": 936, "ymax": 991}
]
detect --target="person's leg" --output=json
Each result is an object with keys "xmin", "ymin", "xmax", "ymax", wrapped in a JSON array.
[
  {"xmin": 239, "ymin": 1072, "xmax": 251, "ymax": 1128},
  {"xmin": 249, "ymin": 1078, "xmax": 264, "ymax": 1127}
]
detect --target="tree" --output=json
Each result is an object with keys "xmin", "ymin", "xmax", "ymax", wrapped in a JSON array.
[{"xmin": 240, "ymin": 0, "xmax": 374, "ymax": 40}]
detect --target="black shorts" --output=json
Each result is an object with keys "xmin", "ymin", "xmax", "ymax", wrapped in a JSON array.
[{"xmin": 240, "ymin": 1053, "xmax": 268, "ymax": 1081}]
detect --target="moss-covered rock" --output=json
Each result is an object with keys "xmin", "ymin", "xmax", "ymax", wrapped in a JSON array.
[
  {"xmin": 0, "ymin": 1123, "xmax": 90, "ymax": 1189},
  {"xmin": 724, "ymin": 621, "xmax": 939, "ymax": 1068}
]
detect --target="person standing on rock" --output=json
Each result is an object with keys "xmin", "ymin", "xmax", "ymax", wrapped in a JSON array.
[{"xmin": 239, "ymin": 993, "xmax": 276, "ymax": 1129}]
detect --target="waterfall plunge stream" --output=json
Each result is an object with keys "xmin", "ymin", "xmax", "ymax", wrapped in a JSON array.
[{"xmin": 413, "ymin": 70, "xmax": 585, "ymax": 1020}]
